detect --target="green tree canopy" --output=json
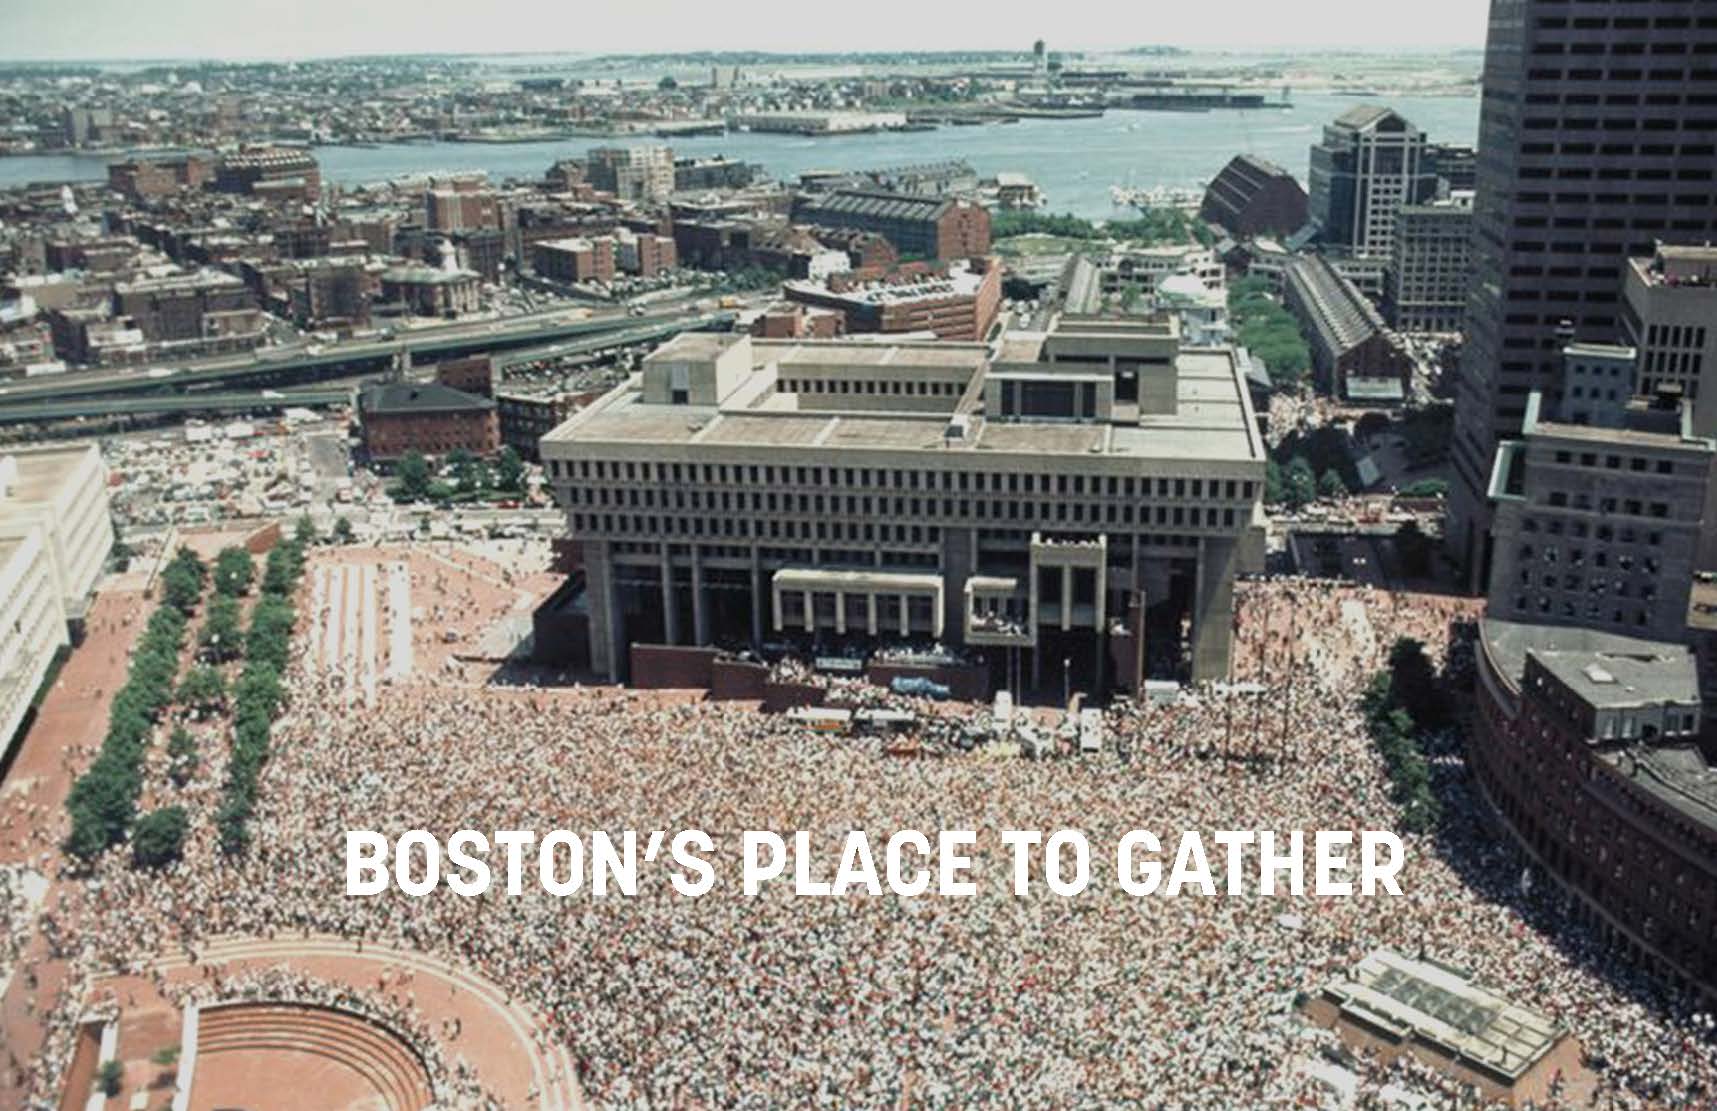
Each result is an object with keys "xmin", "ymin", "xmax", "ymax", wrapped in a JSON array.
[
  {"xmin": 199, "ymin": 595, "xmax": 244, "ymax": 663},
  {"xmin": 177, "ymin": 665, "xmax": 227, "ymax": 714},
  {"xmin": 131, "ymin": 806, "xmax": 188, "ymax": 869},
  {"xmin": 494, "ymin": 446, "xmax": 525, "ymax": 493},
  {"xmin": 393, "ymin": 452, "xmax": 432, "ymax": 502},
  {"xmin": 212, "ymin": 546, "xmax": 254, "ymax": 597}
]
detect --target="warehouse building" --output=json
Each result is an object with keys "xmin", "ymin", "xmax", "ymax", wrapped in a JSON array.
[
  {"xmin": 1199, "ymin": 154, "xmax": 1309, "ymax": 241},
  {"xmin": 791, "ymin": 190, "xmax": 991, "ymax": 262}
]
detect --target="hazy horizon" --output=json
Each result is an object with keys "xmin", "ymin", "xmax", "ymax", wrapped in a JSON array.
[{"xmin": 6, "ymin": 0, "xmax": 1490, "ymax": 63}]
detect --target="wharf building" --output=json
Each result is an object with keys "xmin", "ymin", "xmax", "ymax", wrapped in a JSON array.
[
  {"xmin": 1282, "ymin": 254, "xmax": 1413, "ymax": 403},
  {"xmin": 1199, "ymin": 154, "xmax": 1310, "ymax": 241},
  {"xmin": 790, "ymin": 191, "xmax": 991, "ymax": 263},
  {"xmin": 541, "ymin": 317, "xmax": 1266, "ymax": 692},
  {"xmin": 212, "ymin": 147, "xmax": 321, "ymax": 200},
  {"xmin": 729, "ymin": 110, "xmax": 908, "ymax": 135},
  {"xmin": 1447, "ymin": 0, "xmax": 1717, "ymax": 591}
]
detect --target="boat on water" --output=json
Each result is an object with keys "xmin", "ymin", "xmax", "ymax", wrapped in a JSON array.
[{"xmin": 1108, "ymin": 184, "xmax": 1205, "ymax": 211}]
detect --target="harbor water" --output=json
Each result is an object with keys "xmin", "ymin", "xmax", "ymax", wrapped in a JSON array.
[{"xmin": 0, "ymin": 92, "xmax": 1479, "ymax": 220}]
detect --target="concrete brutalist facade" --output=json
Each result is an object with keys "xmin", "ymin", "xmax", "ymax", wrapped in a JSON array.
[{"xmin": 541, "ymin": 318, "xmax": 1266, "ymax": 691}]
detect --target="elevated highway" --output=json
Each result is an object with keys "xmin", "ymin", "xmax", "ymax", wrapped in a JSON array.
[{"xmin": 0, "ymin": 310, "xmax": 736, "ymax": 425}]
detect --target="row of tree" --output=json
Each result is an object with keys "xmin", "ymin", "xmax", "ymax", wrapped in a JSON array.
[
  {"xmin": 389, "ymin": 447, "xmax": 526, "ymax": 505},
  {"xmin": 64, "ymin": 551, "xmax": 204, "ymax": 864},
  {"xmin": 991, "ymin": 208, "xmax": 1214, "ymax": 248},
  {"xmin": 1228, "ymin": 276, "xmax": 1311, "ymax": 388},
  {"xmin": 214, "ymin": 534, "xmax": 307, "ymax": 856},
  {"xmin": 1263, "ymin": 455, "xmax": 1346, "ymax": 510},
  {"xmin": 1359, "ymin": 638, "xmax": 1451, "ymax": 835}
]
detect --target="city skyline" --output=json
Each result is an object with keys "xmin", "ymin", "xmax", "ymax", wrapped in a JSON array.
[{"xmin": 7, "ymin": 0, "xmax": 1492, "ymax": 62}]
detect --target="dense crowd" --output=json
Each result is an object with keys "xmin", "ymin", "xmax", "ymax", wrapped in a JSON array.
[
  {"xmin": 8, "ymin": 574, "xmax": 1717, "ymax": 1108},
  {"xmin": 0, "ymin": 865, "xmax": 41, "ymax": 995}
]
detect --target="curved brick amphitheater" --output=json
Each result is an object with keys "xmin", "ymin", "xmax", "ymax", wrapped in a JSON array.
[
  {"xmin": 146, "ymin": 935, "xmax": 583, "ymax": 1109},
  {"xmin": 190, "ymin": 1001, "xmax": 434, "ymax": 1111}
]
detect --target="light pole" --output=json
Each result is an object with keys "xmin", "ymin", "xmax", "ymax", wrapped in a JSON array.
[{"xmin": 1063, "ymin": 655, "xmax": 1071, "ymax": 708}]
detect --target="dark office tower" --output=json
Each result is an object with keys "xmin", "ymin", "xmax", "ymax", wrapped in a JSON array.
[
  {"xmin": 1447, "ymin": 0, "xmax": 1717, "ymax": 590},
  {"xmin": 1308, "ymin": 107, "xmax": 1437, "ymax": 259}
]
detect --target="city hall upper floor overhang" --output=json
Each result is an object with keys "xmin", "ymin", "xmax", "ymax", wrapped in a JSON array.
[{"xmin": 540, "ymin": 325, "xmax": 1265, "ymax": 472}]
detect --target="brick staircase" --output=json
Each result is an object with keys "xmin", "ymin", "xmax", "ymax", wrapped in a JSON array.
[{"xmin": 194, "ymin": 1003, "xmax": 433, "ymax": 1111}]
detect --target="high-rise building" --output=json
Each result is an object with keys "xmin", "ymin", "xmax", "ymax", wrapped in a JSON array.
[
  {"xmin": 1388, "ymin": 192, "xmax": 1474, "ymax": 334},
  {"xmin": 585, "ymin": 146, "xmax": 675, "ymax": 203},
  {"xmin": 1622, "ymin": 243, "xmax": 1717, "ymax": 432},
  {"xmin": 1620, "ymin": 243, "xmax": 1717, "ymax": 571},
  {"xmin": 1308, "ymin": 106, "xmax": 1437, "ymax": 260},
  {"xmin": 1448, "ymin": 1, "xmax": 1717, "ymax": 590}
]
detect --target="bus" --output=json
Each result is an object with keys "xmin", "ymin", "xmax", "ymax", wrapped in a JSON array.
[
  {"xmin": 853, "ymin": 708, "xmax": 917, "ymax": 735},
  {"xmin": 785, "ymin": 706, "xmax": 852, "ymax": 734}
]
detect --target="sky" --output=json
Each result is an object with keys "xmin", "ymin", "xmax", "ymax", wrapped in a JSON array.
[{"xmin": 7, "ymin": 0, "xmax": 1491, "ymax": 62}]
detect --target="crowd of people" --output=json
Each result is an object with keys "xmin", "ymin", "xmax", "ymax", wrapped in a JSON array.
[{"xmin": 6, "ymin": 566, "xmax": 1716, "ymax": 1109}]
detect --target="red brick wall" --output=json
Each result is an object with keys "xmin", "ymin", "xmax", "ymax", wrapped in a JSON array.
[
  {"xmin": 435, "ymin": 356, "xmax": 494, "ymax": 397},
  {"xmin": 937, "ymin": 203, "xmax": 992, "ymax": 260},
  {"xmin": 364, "ymin": 409, "xmax": 498, "ymax": 461},
  {"xmin": 630, "ymin": 644, "xmax": 719, "ymax": 689},
  {"xmin": 710, "ymin": 658, "xmax": 769, "ymax": 700}
]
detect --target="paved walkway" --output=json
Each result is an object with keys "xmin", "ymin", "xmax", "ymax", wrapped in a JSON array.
[{"xmin": 0, "ymin": 582, "xmax": 150, "ymax": 1107}]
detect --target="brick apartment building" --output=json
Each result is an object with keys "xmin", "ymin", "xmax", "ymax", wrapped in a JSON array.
[
  {"xmin": 106, "ymin": 153, "xmax": 212, "ymax": 201},
  {"xmin": 750, "ymin": 301, "xmax": 846, "ymax": 340},
  {"xmin": 533, "ymin": 237, "xmax": 615, "ymax": 284},
  {"xmin": 358, "ymin": 381, "xmax": 499, "ymax": 462},
  {"xmin": 213, "ymin": 147, "xmax": 321, "ymax": 199},
  {"xmin": 496, "ymin": 390, "xmax": 589, "ymax": 460},
  {"xmin": 782, "ymin": 257, "xmax": 1002, "ymax": 341},
  {"xmin": 425, "ymin": 175, "xmax": 503, "ymax": 232},
  {"xmin": 435, "ymin": 354, "xmax": 494, "ymax": 397},
  {"xmin": 112, "ymin": 270, "xmax": 258, "ymax": 344},
  {"xmin": 614, "ymin": 229, "xmax": 677, "ymax": 278},
  {"xmin": 379, "ymin": 265, "xmax": 480, "ymax": 318},
  {"xmin": 791, "ymin": 191, "xmax": 991, "ymax": 262}
]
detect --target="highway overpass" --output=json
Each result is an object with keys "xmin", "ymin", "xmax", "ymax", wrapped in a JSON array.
[
  {"xmin": 0, "ymin": 307, "xmax": 736, "ymax": 406},
  {"xmin": 0, "ymin": 311, "xmax": 738, "ymax": 426}
]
